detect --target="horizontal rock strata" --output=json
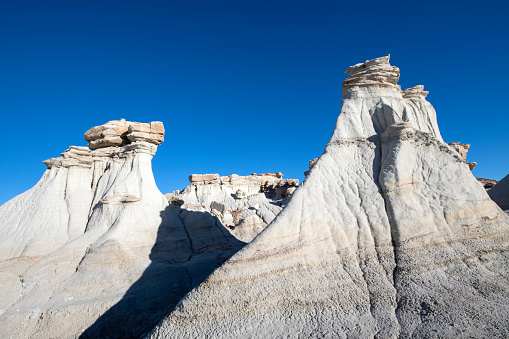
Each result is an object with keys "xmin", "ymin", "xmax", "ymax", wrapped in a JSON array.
[{"xmin": 84, "ymin": 119, "xmax": 164, "ymax": 150}]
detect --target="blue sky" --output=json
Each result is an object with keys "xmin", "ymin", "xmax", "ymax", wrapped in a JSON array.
[{"xmin": 1, "ymin": 0, "xmax": 508, "ymax": 205}]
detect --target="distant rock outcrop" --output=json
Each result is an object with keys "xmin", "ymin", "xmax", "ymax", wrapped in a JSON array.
[
  {"xmin": 448, "ymin": 141, "xmax": 477, "ymax": 170},
  {"xmin": 477, "ymin": 177, "xmax": 498, "ymax": 190},
  {"xmin": 148, "ymin": 56, "xmax": 509, "ymax": 338},
  {"xmin": 304, "ymin": 157, "xmax": 318, "ymax": 176},
  {"xmin": 168, "ymin": 173, "xmax": 298, "ymax": 242},
  {"xmin": 0, "ymin": 120, "xmax": 243, "ymax": 338}
]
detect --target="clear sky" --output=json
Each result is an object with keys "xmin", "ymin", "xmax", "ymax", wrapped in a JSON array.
[{"xmin": 1, "ymin": 0, "xmax": 508, "ymax": 205}]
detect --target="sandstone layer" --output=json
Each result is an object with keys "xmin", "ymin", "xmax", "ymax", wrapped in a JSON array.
[
  {"xmin": 148, "ymin": 56, "xmax": 509, "ymax": 338},
  {"xmin": 168, "ymin": 173, "xmax": 298, "ymax": 242},
  {"xmin": 84, "ymin": 119, "xmax": 164, "ymax": 150},
  {"xmin": 0, "ymin": 120, "xmax": 243, "ymax": 338}
]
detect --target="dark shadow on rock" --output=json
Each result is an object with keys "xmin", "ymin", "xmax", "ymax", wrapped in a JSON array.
[{"xmin": 80, "ymin": 205, "xmax": 246, "ymax": 339}]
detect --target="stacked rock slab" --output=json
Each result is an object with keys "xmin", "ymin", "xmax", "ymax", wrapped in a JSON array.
[
  {"xmin": 0, "ymin": 120, "xmax": 243, "ymax": 338},
  {"xmin": 148, "ymin": 56, "xmax": 509, "ymax": 338},
  {"xmin": 169, "ymin": 173, "xmax": 299, "ymax": 242},
  {"xmin": 489, "ymin": 174, "xmax": 509, "ymax": 211},
  {"xmin": 84, "ymin": 119, "xmax": 164, "ymax": 149}
]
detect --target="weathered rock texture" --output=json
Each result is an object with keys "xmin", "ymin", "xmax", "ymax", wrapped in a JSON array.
[
  {"xmin": 84, "ymin": 119, "xmax": 164, "ymax": 150},
  {"xmin": 169, "ymin": 173, "xmax": 298, "ymax": 242},
  {"xmin": 489, "ymin": 174, "xmax": 509, "ymax": 211},
  {"xmin": 0, "ymin": 120, "xmax": 243, "ymax": 338},
  {"xmin": 148, "ymin": 56, "xmax": 509, "ymax": 338}
]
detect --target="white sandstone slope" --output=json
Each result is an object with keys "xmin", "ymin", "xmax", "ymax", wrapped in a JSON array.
[
  {"xmin": 148, "ymin": 56, "xmax": 509, "ymax": 338},
  {"xmin": 0, "ymin": 120, "xmax": 244, "ymax": 338},
  {"xmin": 168, "ymin": 172, "xmax": 298, "ymax": 242}
]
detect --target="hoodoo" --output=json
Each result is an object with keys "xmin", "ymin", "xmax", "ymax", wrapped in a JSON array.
[
  {"xmin": 148, "ymin": 56, "xmax": 509, "ymax": 338},
  {"xmin": 0, "ymin": 120, "xmax": 243, "ymax": 338}
]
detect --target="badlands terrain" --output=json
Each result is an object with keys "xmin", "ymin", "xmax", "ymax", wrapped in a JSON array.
[{"xmin": 0, "ymin": 55, "xmax": 508, "ymax": 338}]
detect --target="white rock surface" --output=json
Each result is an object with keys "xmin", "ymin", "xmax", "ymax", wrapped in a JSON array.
[
  {"xmin": 0, "ymin": 120, "xmax": 243, "ymax": 338},
  {"xmin": 148, "ymin": 56, "xmax": 509, "ymax": 338},
  {"xmin": 169, "ymin": 173, "xmax": 298, "ymax": 242},
  {"xmin": 489, "ymin": 174, "xmax": 509, "ymax": 211}
]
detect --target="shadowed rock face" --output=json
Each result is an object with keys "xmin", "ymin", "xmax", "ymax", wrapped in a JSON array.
[
  {"xmin": 0, "ymin": 120, "xmax": 244, "ymax": 338},
  {"xmin": 148, "ymin": 56, "xmax": 509, "ymax": 338},
  {"xmin": 489, "ymin": 174, "xmax": 509, "ymax": 211}
]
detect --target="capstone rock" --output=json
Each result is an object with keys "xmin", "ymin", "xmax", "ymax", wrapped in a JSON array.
[{"xmin": 84, "ymin": 119, "xmax": 164, "ymax": 150}]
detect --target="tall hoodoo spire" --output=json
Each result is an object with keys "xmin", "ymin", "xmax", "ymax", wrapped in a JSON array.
[
  {"xmin": 332, "ymin": 55, "xmax": 443, "ymax": 141},
  {"xmin": 148, "ymin": 57, "xmax": 509, "ymax": 338},
  {"xmin": 0, "ymin": 119, "xmax": 243, "ymax": 338}
]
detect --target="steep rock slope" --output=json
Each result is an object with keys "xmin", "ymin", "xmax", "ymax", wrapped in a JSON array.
[
  {"xmin": 0, "ymin": 120, "xmax": 244, "ymax": 338},
  {"xmin": 489, "ymin": 174, "xmax": 509, "ymax": 211},
  {"xmin": 148, "ymin": 56, "xmax": 509, "ymax": 338},
  {"xmin": 169, "ymin": 173, "xmax": 298, "ymax": 242}
]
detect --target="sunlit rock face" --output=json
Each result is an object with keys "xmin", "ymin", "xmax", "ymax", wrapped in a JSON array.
[
  {"xmin": 0, "ymin": 120, "xmax": 243, "ymax": 338},
  {"xmin": 83, "ymin": 119, "xmax": 164, "ymax": 150},
  {"xmin": 168, "ymin": 172, "xmax": 299, "ymax": 242},
  {"xmin": 148, "ymin": 56, "xmax": 509, "ymax": 338}
]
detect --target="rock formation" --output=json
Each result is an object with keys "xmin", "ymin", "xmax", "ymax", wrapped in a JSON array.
[
  {"xmin": 84, "ymin": 119, "xmax": 164, "ymax": 150},
  {"xmin": 304, "ymin": 157, "xmax": 318, "ymax": 176},
  {"xmin": 448, "ymin": 142, "xmax": 476, "ymax": 170},
  {"xmin": 489, "ymin": 174, "xmax": 509, "ymax": 211},
  {"xmin": 0, "ymin": 120, "xmax": 243, "ymax": 338},
  {"xmin": 168, "ymin": 173, "xmax": 298, "ymax": 242},
  {"xmin": 477, "ymin": 177, "xmax": 498, "ymax": 190},
  {"xmin": 148, "ymin": 56, "xmax": 509, "ymax": 338}
]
